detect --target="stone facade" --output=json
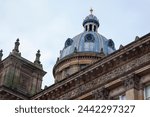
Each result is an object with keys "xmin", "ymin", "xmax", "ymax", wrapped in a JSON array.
[
  {"xmin": 53, "ymin": 52, "xmax": 105, "ymax": 82},
  {"xmin": 0, "ymin": 14, "xmax": 150, "ymax": 100},
  {"xmin": 0, "ymin": 33, "xmax": 150, "ymax": 100},
  {"xmin": 32, "ymin": 33, "xmax": 150, "ymax": 100},
  {"xmin": 0, "ymin": 40, "xmax": 46, "ymax": 99}
]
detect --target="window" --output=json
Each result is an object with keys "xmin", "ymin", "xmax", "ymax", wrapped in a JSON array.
[
  {"xmin": 94, "ymin": 25, "xmax": 96, "ymax": 31},
  {"xmin": 64, "ymin": 67, "xmax": 70, "ymax": 78},
  {"xmin": 144, "ymin": 85, "xmax": 150, "ymax": 100},
  {"xmin": 80, "ymin": 64, "xmax": 87, "ymax": 69},
  {"xmin": 84, "ymin": 34, "xmax": 95, "ymax": 42},
  {"xmin": 89, "ymin": 24, "xmax": 92, "ymax": 31},
  {"xmin": 65, "ymin": 38, "xmax": 73, "ymax": 48},
  {"xmin": 114, "ymin": 94, "xmax": 126, "ymax": 100},
  {"xmin": 108, "ymin": 39, "xmax": 115, "ymax": 49},
  {"xmin": 85, "ymin": 25, "xmax": 88, "ymax": 31},
  {"xmin": 119, "ymin": 95, "xmax": 126, "ymax": 100}
]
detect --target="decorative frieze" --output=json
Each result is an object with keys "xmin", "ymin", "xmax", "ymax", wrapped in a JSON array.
[{"xmin": 58, "ymin": 53, "xmax": 150, "ymax": 99}]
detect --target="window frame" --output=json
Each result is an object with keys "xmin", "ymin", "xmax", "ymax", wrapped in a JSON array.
[{"xmin": 144, "ymin": 84, "xmax": 150, "ymax": 100}]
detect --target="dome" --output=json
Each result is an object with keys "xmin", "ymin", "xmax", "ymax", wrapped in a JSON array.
[
  {"xmin": 59, "ymin": 10, "xmax": 116, "ymax": 60},
  {"xmin": 60, "ymin": 32, "xmax": 115, "ymax": 59},
  {"xmin": 83, "ymin": 14, "xmax": 100, "ymax": 27},
  {"xmin": 53, "ymin": 10, "xmax": 116, "ymax": 82}
]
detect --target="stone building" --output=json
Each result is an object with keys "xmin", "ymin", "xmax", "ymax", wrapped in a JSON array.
[{"xmin": 0, "ymin": 11, "xmax": 150, "ymax": 100}]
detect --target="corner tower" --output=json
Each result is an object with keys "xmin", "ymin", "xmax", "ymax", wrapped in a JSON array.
[
  {"xmin": 53, "ymin": 10, "xmax": 116, "ymax": 82},
  {"xmin": 0, "ymin": 39, "xmax": 46, "ymax": 99}
]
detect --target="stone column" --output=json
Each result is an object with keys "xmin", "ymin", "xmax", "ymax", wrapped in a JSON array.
[
  {"xmin": 124, "ymin": 74, "xmax": 140, "ymax": 100},
  {"xmin": 87, "ymin": 24, "xmax": 90, "ymax": 31},
  {"xmin": 92, "ymin": 24, "xmax": 94, "ymax": 31}
]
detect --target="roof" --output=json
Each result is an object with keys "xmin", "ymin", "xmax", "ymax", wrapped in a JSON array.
[{"xmin": 60, "ymin": 31, "xmax": 115, "ymax": 59}]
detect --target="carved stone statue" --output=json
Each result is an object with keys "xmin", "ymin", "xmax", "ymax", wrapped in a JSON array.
[
  {"xmin": 12, "ymin": 38, "xmax": 21, "ymax": 56},
  {"xmin": 13, "ymin": 39, "xmax": 20, "ymax": 52},
  {"xmin": 34, "ymin": 50, "xmax": 42, "ymax": 68}
]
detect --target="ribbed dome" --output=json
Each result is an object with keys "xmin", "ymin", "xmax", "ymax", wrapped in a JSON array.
[
  {"xmin": 53, "ymin": 11, "xmax": 116, "ymax": 82},
  {"xmin": 60, "ymin": 31, "xmax": 115, "ymax": 59},
  {"xmin": 83, "ymin": 14, "xmax": 100, "ymax": 27},
  {"xmin": 59, "ymin": 11, "xmax": 116, "ymax": 59}
]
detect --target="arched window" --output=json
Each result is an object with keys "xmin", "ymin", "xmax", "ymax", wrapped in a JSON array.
[
  {"xmin": 85, "ymin": 25, "xmax": 88, "ymax": 31},
  {"xmin": 94, "ymin": 25, "xmax": 96, "ymax": 32},
  {"xmin": 89, "ymin": 24, "xmax": 92, "ymax": 31},
  {"xmin": 108, "ymin": 39, "xmax": 115, "ymax": 49},
  {"xmin": 65, "ymin": 38, "xmax": 73, "ymax": 48}
]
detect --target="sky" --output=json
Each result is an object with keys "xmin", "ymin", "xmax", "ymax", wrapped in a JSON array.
[{"xmin": 0, "ymin": 0, "xmax": 150, "ymax": 88}]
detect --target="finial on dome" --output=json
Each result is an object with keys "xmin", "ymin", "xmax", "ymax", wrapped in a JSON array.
[
  {"xmin": 83, "ymin": 8, "xmax": 99, "ymax": 30},
  {"xmin": 90, "ymin": 8, "xmax": 93, "ymax": 14}
]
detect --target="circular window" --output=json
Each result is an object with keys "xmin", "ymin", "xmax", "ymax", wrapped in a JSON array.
[{"xmin": 84, "ymin": 34, "xmax": 95, "ymax": 42}]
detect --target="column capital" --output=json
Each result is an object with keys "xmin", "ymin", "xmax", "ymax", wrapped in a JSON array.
[
  {"xmin": 92, "ymin": 87, "xmax": 109, "ymax": 100},
  {"xmin": 124, "ymin": 74, "xmax": 140, "ymax": 90}
]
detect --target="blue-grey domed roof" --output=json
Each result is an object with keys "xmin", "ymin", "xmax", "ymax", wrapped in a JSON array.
[
  {"xmin": 60, "ymin": 31, "xmax": 115, "ymax": 59},
  {"xmin": 59, "ymin": 12, "xmax": 116, "ymax": 59},
  {"xmin": 83, "ymin": 14, "xmax": 99, "ymax": 27}
]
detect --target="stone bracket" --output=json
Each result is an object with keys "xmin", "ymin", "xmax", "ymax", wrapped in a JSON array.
[{"xmin": 124, "ymin": 74, "xmax": 140, "ymax": 90}]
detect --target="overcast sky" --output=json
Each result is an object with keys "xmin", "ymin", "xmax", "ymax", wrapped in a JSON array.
[{"xmin": 0, "ymin": 0, "xmax": 150, "ymax": 88}]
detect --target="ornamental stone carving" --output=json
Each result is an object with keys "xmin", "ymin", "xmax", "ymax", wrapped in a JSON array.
[
  {"xmin": 57, "ymin": 53, "xmax": 150, "ymax": 99},
  {"xmin": 124, "ymin": 74, "xmax": 140, "ymax": 90},
  {"xmin": 93, "ymin": 88, "xmax": 109, "ymax": 100}
]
